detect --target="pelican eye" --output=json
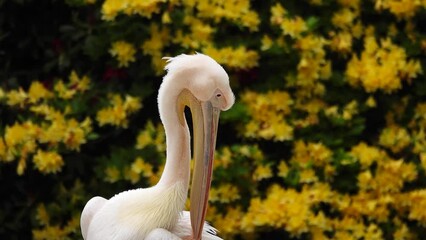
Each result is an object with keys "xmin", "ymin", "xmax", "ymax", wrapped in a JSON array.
[{"xmin": 216, "ymin": 93, "xmax": 222, "ymax": 98}]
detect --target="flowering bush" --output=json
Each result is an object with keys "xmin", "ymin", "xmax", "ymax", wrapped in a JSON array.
[{"xmin": 1, "ymin": 0, "xmax": 426, "ymax": 239}]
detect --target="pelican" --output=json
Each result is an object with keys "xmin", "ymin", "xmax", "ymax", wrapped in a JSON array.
[{"xmin": 81, "ymin": 53, "xmax": 234, "ymax": 240}]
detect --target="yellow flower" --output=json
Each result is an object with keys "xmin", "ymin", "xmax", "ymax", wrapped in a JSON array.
[
  {"xmin": 33, "ymin": 150, "xmax": 64, "ymax": 174},
  {"xmin": 97, "ymin": 94, "xmax": 141, "ymax": 128},
  {"xmin": 241, "ymin": 11, "xmax": 260, "ymax": 31},
  {"xmin": 277, "ymin": 161, "xmax": 289, "ymax": 178},
  {"xmin": 209, "ymin": 184, "xmax": 240, "ymax": 203},
  {"xmin": 109, "ymin": 41, "xmax": 137, "ymax": 67},
  {"xmin": 346, "ymin": 35, "xmax": 422, "ymax": 93},
  {"xmin": 281, "ymin": 16, "xmax": 307, "ymax": 38},
  {"xmin": 6, "ymin": 88, "xmax": 27, "ymax": 107},
  {"xmin": 394, "ymin": 225, "xmax": 414, "ymax": 239},
  {"xmin": 243, "ymin": 184, "xmax": 312, "ymax": 236},
  {"xmin": 382, "ymin": 0, "xmax": 420, "ymax": 19},
  {"xmin": 351, "ymin": 21, "xmax": 364, "ymax": 38},
  {"xmin": 39, "ymin": 116, "xmax": 67, "ymax": 144},
  {"xmin": 64, "ymin": 119, "xmax": 87, "ymax": 151},
  {"xmin": 141, "ymin": 24, "xmax": 170, "ymax": 57},
  {"xmin": 131, "ymin": 157, "xmax": 153, "ymax": 177},
  {"xmin": 241, "ymin": 91, "xmax": 294, "ymax": 141},
  {"xmin": 35, "ymin": 204, "xmax": 50, "ymax": 226},
  {"xmin": 272, "ymin": 121, "xmax": 294, "ymax": 141},
  {"xmin": 28, "ymin": 81, "xmax": 53, "ymax": 103},
  {"xmin": 136, "ymin": 131, "xmax": 153, "ymax": 149},
  {"xmin": 69, "ymin": 70, "xmax": 91, "ymax": 92},
  {"xmin": 123, "ymin": 166, "xmax": 140, "ymax": 184},
  {"xmin": 101, "ymin": 0, "xmax": 124, "ymax": 20},
  {"xmin": 0, "ymin": 87, "xmax": 5, "ymax": 99},
  {"xmin": 420, "ymin": 153, "xmax": 426, "ymax": 171},
  {"xmin": 373, "ymin": 159, "xmax": 417, "ymax": 193},
  {"xmin": 194, "ymin": 0, "xmax": 259, "ymax": 32},
  {"xmin": 202, "ymin": 45, "xmax": 259, "ymax": 69},
  {"xmin": 213, "ymin": 207, "xmax": 243, "ymax": 238},
  {"xmin": 126, "ymin": 0, "xmax": 163, "ymax": 19},
  {"xmin": 253, "ymin": 164, "xmax": 273, "ymax": 181},
  {"xmin": 332, "ymin": 8, "xmax": 357, "ymax": 29},
  {"xmin": 17, "ymin": 156, "xmax": 27, "ymax": 175},
  {"xmin": 104, "ymin": 166, "xmax": 120, "ymax": 183},
  {"xmin": 5, "ymin": 123, "xmax": 29, "ymax": 147},
  {"xmin": 358, "ymin": 170, "xmax": 374, "ymax": 191},
  {"xmin": 342, "ymin": 100, "xmax": 358, "ymax": 120},
  {"xmin": 364, "ymin": 224, "xmax": 383, "ymax": 240},
  {"xmin": 350, "ymin": 142, "xmax": 382, "ymax": 168},
  {"xmin": 299, "ymin": 169, "xmax": 318, "ymax": 183},
  {"xmin": 379, "ymin": 125, "xmax": 411, "ymax": 153},
  {"xmin": 330, "ymin": 31, "xmax": 353, "ymax": 54},
  {"xmin": 54, "ymin": 80, "xmax": 76, "ymax": 99},
  {"xmin": 124, "ymin": 95, "xmax": 142, "ymax": 113},
  {"xmin": 214, "ymin": 146, "xmax": 232, "ymax": 169},
  {"xmin": 97, "ymin": 106, "xmax": 127, "ymax": 127},
  {"xmin": 270, "ymin": 3, "xmax": 287, "ymax": 25},
  {"xmin": 30, "ymin": 104, "xmax": 60, "ymax": 121},
  {"xmin": 365, "ymin": 96, "xmax": 377, "ymax": 108},
  {"xmin": 261, "ymin": 35, "xmax": 273, "ymax": 51},
  {"xmin": 161, "ymin": 12, "xmax": 171, "ymax": 24},
  {"xmin": 291, "ymin": 141, "xmax": 332, "ymax": 168}
]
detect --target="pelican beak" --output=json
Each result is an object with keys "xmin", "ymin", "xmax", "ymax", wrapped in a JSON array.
[{"xmin": 190, "ymin": 100, "xmax": 220, "ymax": 240}]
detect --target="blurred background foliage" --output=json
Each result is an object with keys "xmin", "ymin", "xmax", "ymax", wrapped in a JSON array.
[{"xmin": 1, "ymin": 0, "xmax": 426, "ymax": 239}]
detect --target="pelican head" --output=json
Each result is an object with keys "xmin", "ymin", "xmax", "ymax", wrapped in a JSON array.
[{"xmin": 159, "ymin": 53, "xmax": 234, "ymax": 240}]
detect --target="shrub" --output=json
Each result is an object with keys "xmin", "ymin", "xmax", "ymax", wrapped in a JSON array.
[{"xmin": 0, "ymin": 0, "xmax": 426, "ymax": 239}]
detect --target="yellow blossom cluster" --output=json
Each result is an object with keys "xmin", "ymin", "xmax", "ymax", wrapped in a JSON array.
[
  {"xmin": 102, "ymin": 0, "xmax": 259, "ymax": 31},
  {"xmin": 271, "ymin": 4, "xmax": 332, "ymax": 101},
  {"xmin": 346, "ymin": 35, "xmax": 422, "ymax": 93},
  {"xmin": 270, "ymin": 3, "xmax": 307, "ymax": 38},
  {"xmin": 125, "ymin": 157, "xmax": 154, "ymax": 184},
  {"xmin": 9, "ymin": 0, "xmax": 426, "ymax": 238},
  {"xmin": 329, "ymin": 1, "xmax": 362, "ymax": 56},
  {"xmin": 141, "ymin": 24, "xmax": 171, "ymax": 74},
  {"xmin": 184, "ymin": 0, "xmax": 260, "ymax": 32},
  {"xmin": 96, "ymin": 94, "xmax": 142, "ymax": 128},
  {"xmin": 324, "ymin": 100, "xmax": 360, "ymax": 121},
  {"xmin": 109, "ymin": 41, "xmax": 137, "ymax": 67},
  {"xmin": 292, "ymin": 34, "xmax": 331, "ymax": 100},
  {"xmin": 102, "ymin": 0, "xmax": 260, "ymax": 72},
  {"xmin": 102, "ymin": 0, "xmax": 164, "ymax": 20},
  {"xmin": 32, "ymin": 181, "xmax": 84, "ymax": 239},
  {"xmin": 0, "ymin": 71, "xmax": 93, "ymax": 175},
  {"xmin": 241, "ymin": 91, "xmax": 294, "ymax": 141},
  {"xmin": 33, "ymin": 204, "xmax": 80, "ymax": 239},
  {"xmin": 203, "ymin": 46, "xmax": 259, "ymax": 70},
  {"xmin": 375, "ymin": 0, "xmax": 426, "ymax": 19},
  {"xmin": 379, "ymin": 124, "xmax": 411, "ymax": 153},
  {"xmin": 242, "ymin": 183, "xmax": 334, "ymax": 237},
  {"xmin": 103, "ymin": 121, "xmax": 166, "ymax": 185},
  {"xmin": 104, "ymin": 157, "xmax": 159, "ymax": 185},
  {"xmin": 209, "ymin": 183, "xmax": 240, "ymax": 203},
  {"xmin": 205, "ymin": 138, "xmax": 426, "ymax": 238},
  {"xmin": 135, "ymin": 120, "xmax": 166, "ymax": 153},
  {"xmin": 291, "ymin": 140, "xmax": 333, "ymax": 168}
]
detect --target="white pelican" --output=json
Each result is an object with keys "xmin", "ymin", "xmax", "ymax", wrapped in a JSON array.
[{"xmin": 81, "ymin": 53, "xmax": 235, "ymax": 240}]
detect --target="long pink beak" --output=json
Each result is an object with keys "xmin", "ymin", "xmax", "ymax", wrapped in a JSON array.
[{"xmin": 190, "ymin": 100, "xmax": 220, "ymax": 240}]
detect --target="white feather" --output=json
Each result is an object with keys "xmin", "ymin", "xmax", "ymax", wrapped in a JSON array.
[{"xmin": 171, "ymin": 211, "xmax": 222, "ymax": 240}]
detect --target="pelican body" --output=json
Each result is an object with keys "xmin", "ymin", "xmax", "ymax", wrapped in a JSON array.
[{"xmin": 81, "ymin": 53, "xmax": 234, "ymax": 240}]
